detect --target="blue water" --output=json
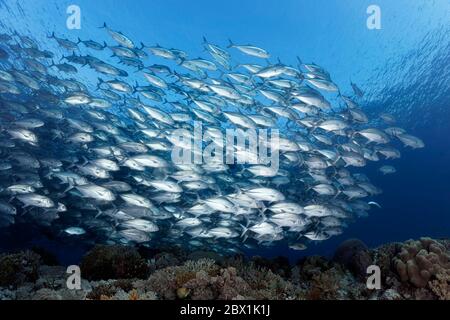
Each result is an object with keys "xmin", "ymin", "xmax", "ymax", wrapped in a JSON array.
[{"xmin": 0, "ymin": 0, "xmax": 449, "ymax": 263}]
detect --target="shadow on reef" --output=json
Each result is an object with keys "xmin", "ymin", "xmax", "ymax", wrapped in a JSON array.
[{"xmin": 0, "ymin": 237, "xmax": 448, "ymax": 300}]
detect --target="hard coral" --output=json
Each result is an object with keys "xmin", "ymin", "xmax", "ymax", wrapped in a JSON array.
[
  {"xmin": 146, "ymin": 258, "xmax": 220, "ymax": 299},
  {"xmin": 393, "ymin": 237, "xmax": 450, "ymax": 288},
  {"xmin": 0, "ymin": 251, "xmax": 41, "ymax": 287},
  {"xmin": 31, "ymin": 288, "xmax": 62, "ymax": 300},
  {"xmin": 251, "ymin": 256, "xmax": 291, "ymax": 278},
  {"xmin": 239, "ymin": 265, "xmax": 296, "ymax": 299},
  {"xmin": 307, "ymin": 268, "xmax": 341, "ymax": 300},
  {"xmin": 184, "ymin": 267, "xmax": 251, "ymax": 300},
  {"xmin": 86, "ymin": 283, "xmax": 117, "ymax": 300},
  {"xmin": 429, "ymin": 272, "xmax": 450, "ymax": 300},
  {"xmin": 295, "ymin": 255, "xmax": 331, "ymax": 281},
  {"xmin": 80, "ymin": 245, "xmax": 150, "ymax": 281}
]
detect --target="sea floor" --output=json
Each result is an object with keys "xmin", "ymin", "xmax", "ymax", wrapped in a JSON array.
[{"xmin": 0, "ymin": 237, "xmax": 448, "ymax": 300}]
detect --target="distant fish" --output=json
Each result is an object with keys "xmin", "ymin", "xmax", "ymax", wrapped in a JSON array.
[
  {"xmin": 289, "ymin": 243, "xmax": 308, "ymax": 251},
  {"xmin": 379, "ymin": 165, "xmax": 396, "ymax": 175},
  {"xmin": 350, "ymin": 81, "xmax": 364, "ymax": 97}
]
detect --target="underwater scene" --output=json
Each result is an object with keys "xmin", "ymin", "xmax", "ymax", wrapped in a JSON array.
[{"xmin": 0, "ymin": 0, "xmax": 448, "ymax": 301}]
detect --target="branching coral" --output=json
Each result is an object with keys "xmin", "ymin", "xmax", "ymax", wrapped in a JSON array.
[
  {"xmin": 183, "ymin": 267, "xmax": 251, "ymax": 300},
  {"xmin": 239, "ymin": 265, "xmax": 297, "ymax": 299},
  {"xmin": 183, "ymin": 258, "xmax": 219, "ymax": 274},
  {"xmin": 306, "ymin": 268, "xmax": 341, "ymax": 300},
  {"xmin": 145, "ymin": 258, "xmax": 220, "ymax": 299},
  {"xmin": 429, "ymin": 272, "xmax": 450, "ymax": 300},
  {"xmin": 0, "ymin": 238, "xmax": 448, "ymax": 301}
]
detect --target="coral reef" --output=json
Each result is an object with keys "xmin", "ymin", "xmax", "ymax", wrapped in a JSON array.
[
  {"xmin": 333, "ymin": 239, "xmax": 373, "ymax": 279},
  {"xmin": 80, "ymin": 245, "xmax": 150, "ymax": 281},
  {"xmin": 0, "ymin": 251, "xmax": 41, "ymax": 287},
  {"xmin": 0, "ymin": 238, "xmax": 448, "ymax": 300},
  {"xmin": 393, "ymin": 238, "xmax": 449, "ymax": 288}
]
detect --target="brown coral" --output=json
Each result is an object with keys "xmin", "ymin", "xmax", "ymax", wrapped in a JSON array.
[
  {"xmin": 80, "ymin": 245, "xmax": 150, "ymax": 281},
  {"xmin": 333, "ymin": 239, "xmax": 373, "ymax": 279},
  {"xmin": 146, "ymin": 258, "xmax": 220, "ymax": 299},
  {"xmin": 86, "ymin": 283, "xmax": 117, "ymax": 300},
  {"xmin": 429, "ymin": 272, "xmax": 450, "ymax": 300},
  {"xmin": 393, "ymin": 237, "xmax": 450, "ymax": 289},
  {"xmin": 184, "ymin": 267, "xmax": 251, "ymax": 300},
  {"xmin": 306, "ymin": 268, "xmax": 342, "ymax": 300}
]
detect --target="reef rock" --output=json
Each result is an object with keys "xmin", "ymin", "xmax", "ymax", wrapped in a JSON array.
[
  {"xmin": 0, "ymin": 251, "xmax": 41, "ymax": 287},
  {"xmin": 80, "ymin": 245, "xmax": 150, "ymax": 281},
  {"xmin": 334, "ymin": 239, "xmax": 373, "ymax": 279}
]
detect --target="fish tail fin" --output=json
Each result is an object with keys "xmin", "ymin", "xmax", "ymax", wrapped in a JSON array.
[
  {"xmin": 96, "ymin": 78, "xmax": 104, "ymax": 90},
  {"xmin": 102, "ymin": 41, "xmax": 108, "ymax": 49},
  {"xmin": 81, "ymin": 155, "xmax": 89, "ymax": 166},
  {"xmin": 227, "ymin": 38, "xmax": 234, "ymax": 48},
  {"xmin": 176, "ymin": 57, "xmax": 185, "ymax": 66},
  {"xmin": 43, "ymin": 171, "xmax": 53, "ymax": 180},
  {"xmin": 100, "ymin": 22, "xmax": 107, "ymax": 29},
  {"xmin": 94, "ymin": 210, "xmax": 103, "ymax": 219},
  {"xmin": 76, "ymin": 37, "xmax": 82, "ymax": 44},
  {"xmin": 239, "ymin": 224, "xmax": 249, "ymax": 238},
  {"xmin": 296, "ymin": 56, "xmax": 303, "ymax": 65},
  {"xmin": 259, "ymin": 211, "xmax": 267, "ymax": 222},
  {"xmin": 333, "ymin": 189, "xmax": 342, "ymax": 199},
  {"xmin": 62, "ymin": 183, "xmax": 74, "ymax": 194},
  {"xmin": 332, "ymin": 156, "xmax": 341, "ymax": 166},
  {"xmin": 132, "ymin": 81, "xmax": 139, "ymax": 94},
  {"xmin": 310, "ymin": 125, "xmax": 318, "ymax": 134},
  {"xmin": 139, "ymin": 42, "xmax": 146, "ymax": 50},
  {"xmin": 48, "ymin": 32, "xmax": 55, "ymax": 39}
]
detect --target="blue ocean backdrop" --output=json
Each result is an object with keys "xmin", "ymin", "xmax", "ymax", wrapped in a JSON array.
[{"xmin": 0, "ymin": 0, "xmax": 449, "ymax": 264}]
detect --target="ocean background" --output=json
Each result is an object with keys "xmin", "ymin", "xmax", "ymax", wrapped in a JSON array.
[{"xmin": 0, "ymin": 0, "xmax": 449, "ymax": 264}]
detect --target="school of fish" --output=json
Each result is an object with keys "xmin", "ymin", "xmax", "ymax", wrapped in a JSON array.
[{"xmin": 0, "ymin": 24, "xmax": 425, "ymax": 254}]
